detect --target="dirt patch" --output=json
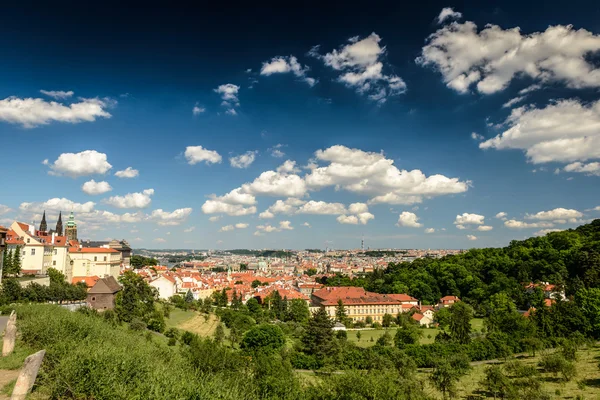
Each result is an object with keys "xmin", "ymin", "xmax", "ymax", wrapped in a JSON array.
[
  {"xmin": 177, "ymin": 313, "xmax": 219, "ymax": 337},
  {"xmin": 0, "ymin": 369, "xmax": 19, "ymax": 400}
]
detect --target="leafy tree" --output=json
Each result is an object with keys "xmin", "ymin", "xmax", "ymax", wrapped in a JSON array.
[
  {"xmin": 1, "ymin": 278, "xmax": 22, "ymax": 302},
  {"xmin": 449, "ymin": 302, "xmax": 473, "ymax": 344},
  {"xmin": 231, "ymin": 289, "xmax": 242, "ymax": 310},
  {"xmin": 241, "ymin": 324, "xmax": 285, "ymax": 353},
  {"xmin": 335, "ymin": 299, "xmax": 348, "ymax": 324},
  {"xmin": 11, "ymin": 246, "xmax": 21, "ymax": 276},
  {"xmin": 130, "ymin": 255, "xmax": 158, "ymax": 269},
  {"xmin": 214, "ymin": 323, "xmax": 225, "ymax": 344},
  {"xmin": 435, "ymin": 307, "xmax": 452, "ymax": 329},
  {"xmin": 246, "ymin": 297, "xmax": 261, "ymax": 315},
  {"xmin": 365, "ymin": 316, "xmax": 373, "ymax": 325},
  {"xmin": 305, "ymin": 268, "xmax": 317, "ymax": 276},
  {"xmin": 115, "ymin": 270, "xmax": 160, "ymax": 324},
  {"xmin": 376, "ymin": 330, "xmax": 393, "ymax": 347},
  {"xmin": 287, "ymin": 299, "xmax": 310, "ymax": 324},
  {"xmin": 480, "ymin": 365, "xmax": 512, "ymax": 399},
  {"xmin": 394, "ymin": 324, "xmax": 422, "ymax": 348},
  {"xmin": 2, "ymin": 248, "xmax": 12, "ymax": 277},
  {"xmin": 301, "ymin": 307, "xmax": 336, "ymax": 358},
  {"xmin": 575, "ymin": 287, "xmax": 600, "ymax": 338},
  {"xmin": 382, "ymin": 313, "xmax": 393, "ymax": 328},
  {"xmin": 356, "ymin": 331, "xmax": 362, "ymax": 342},
  {"xmin": 430, "ymin": 355, "xmax": 471, "ymax": 400},
  {"xmin": 251, "ymin": 279, "xmax": 262, "ymax": 289}
]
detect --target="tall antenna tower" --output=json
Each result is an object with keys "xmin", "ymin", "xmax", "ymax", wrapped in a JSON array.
[{"xmin": 361, "ymin": 235, "xmax": 364, "ymax": 251}]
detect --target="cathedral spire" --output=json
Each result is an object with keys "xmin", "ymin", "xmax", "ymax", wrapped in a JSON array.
[
  {"xmin": 39, "ymin": 210, "xmax": 47, "ymax": 233},
  {"xmin": 56, "ymin": 211, "xmax": 63, "ymax": 236}
]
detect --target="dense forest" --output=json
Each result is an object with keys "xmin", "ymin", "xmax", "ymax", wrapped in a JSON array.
[{"xmin": 323, "ymin": 219, "xmax": 600, "ymax": 311}]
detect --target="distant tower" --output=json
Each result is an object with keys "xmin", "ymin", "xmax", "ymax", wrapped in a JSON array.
[
  {"xmin": 39, "ymin": 211, "xmax": 47, "ymax": 233},
  {"xmin": 55, "ymin": 211, "xmax": 63, "ymax": 236},
  {"xmin": 361, "ymin": 235, "xmax": 364, "ymax": 251},
  {"xmin": 65, "ymin": 211, "xmax": 78, "ymax": 242}
]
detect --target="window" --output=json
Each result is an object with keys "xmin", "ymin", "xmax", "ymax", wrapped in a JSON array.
[
  {"xmin": 94, "ymin": 256, "xmax": 97, "ymax": 261},
  {"xmin": 27, "ymin": 238, "xmax": 30, "ymax": 243},
  {"xmin": 54, "ymin": 249, "xmax": 57, "ymax": 255},
  {"xmin": 31, "ymin": 249, "xmax": 35, "ymax": 256},
  {"xmin": 104, "ymin": 256, "xmax": 107, "ymax": 261},
  {"xmin": 91, "ymin": 297, "xmax": 96, "ymax": 301},
  {"xmin": 53, "ymin": 261, "xmax": 56, "ymax": 266}
]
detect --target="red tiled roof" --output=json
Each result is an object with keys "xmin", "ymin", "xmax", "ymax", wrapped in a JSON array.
[
  {"xmin": 440, "ymin": 296, "xmax": 460, "ymax": 302},
  {"xmin": 69, "ymin": 247, "xmax": 118, "ymax": 253},
  {"xmin": 412, "ymin": 313, "xmax": 424, "ymax": 321},
  {"xmin": 72, "ymin": 276, "xmax": 100, "ymax": 288}
]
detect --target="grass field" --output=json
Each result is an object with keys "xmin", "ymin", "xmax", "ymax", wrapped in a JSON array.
[
  {"xmin": 347, "ymin": 318, "xmax": 485, "ymax": 347},
  {"xmin": 167, "ymin": 309, "xmax": 220, "ymax": 338}
]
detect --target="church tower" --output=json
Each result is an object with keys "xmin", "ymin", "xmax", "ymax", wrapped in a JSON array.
[
  {"xmin": 65, "ymin": 211, "xmax": 78, "ymax": 242},
  {"xmin": 56, "ymin": 211, "xmax": 63, "ymax": 236},
  {"xmin": 39, "ymin": 211, "xmax": 47, "ymax": 233}
]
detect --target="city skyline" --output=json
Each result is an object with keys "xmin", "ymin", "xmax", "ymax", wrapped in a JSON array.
[{"xmin": 1, "ymin": 1, "xmax": 600, "ymax": 249}]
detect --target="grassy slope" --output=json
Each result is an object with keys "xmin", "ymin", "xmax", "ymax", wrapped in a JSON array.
[{"xmin": 166, "ymin": 309, "xmax": 220, "ymax": 338}]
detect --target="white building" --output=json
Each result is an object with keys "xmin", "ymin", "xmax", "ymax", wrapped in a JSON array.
[
  {"xmin": 69, "ymin": 246, "xmax": 121, "ymax": 280},
  {"xmin": 149, "ymin": 274, "xmax": 178, "ymax": 300}
]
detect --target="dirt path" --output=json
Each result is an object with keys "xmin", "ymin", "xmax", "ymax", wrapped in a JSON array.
[
  {"xmin": 177, "ymin": 313, "xmax": 219, "ymax": 337},
  {"xmin": 0, "ymin": 369, "xmax": 19, "ymax": 400}
]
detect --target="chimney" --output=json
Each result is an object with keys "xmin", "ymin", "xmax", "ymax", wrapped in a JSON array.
[{"xmin": 52, "ymin": 232, "xmax": 56, "ymax": 245}]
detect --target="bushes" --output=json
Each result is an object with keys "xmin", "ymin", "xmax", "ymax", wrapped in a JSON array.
[
  {"xmin": 241, "ymin": 324, "xmax": 285, "ymax": 354},
  {"xmin": 539, "ymin": 353, "xmax": 577, "ymax": 382}
]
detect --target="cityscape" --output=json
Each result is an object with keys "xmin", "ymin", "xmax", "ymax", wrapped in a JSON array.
[{"xmin": 1, "ymin": 1, "xmax": 600, "ymax": 399}]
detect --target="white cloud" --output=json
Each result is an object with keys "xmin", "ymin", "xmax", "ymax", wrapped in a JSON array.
[
  {"xmin": 114, "ymin": 167, "xmax": 139, "ymax": 178},
  {"xmin": 0, "ymin": 96, "xmax": 112, "ymax": 128},
  {"xmin": 306, "ymin": 145, "xmax": 469, "ymax": 205},
  {"xmin": 259, "ymin": 210, "xmax": 275, "ymax": 219},
  {"xmin": 437, "ymin": 7, "xmax": 462, "ymax": 24},
  {"xmin": 269, "ymin": 144, "xmax": 286, "ymax": 158},
  {"xmin": 184, "ymin": 146, "xmax": 222, "ymax": 165},
  {"xmin": 235, "ymin": 223, "xmax": 249, "ymax": 229},
  {"xmin": 154, "ymin": 238, "xmax": 166, "ymax": 243},
  {"xmin": 455, "ymin": 213, "xmax": 485, "ymax": 226},
  {"xmin": 502, "ymin": 96, "xmax": 527, "ymax": 108},
  {"xmin": 192, "ymin": 105, "xmax": 205, "ymax": 115},
  {"xmin": 20, "ymin": 198, "xmax": 96, "ymax": 214},
  {"xmin": 260, "ymin": 56, "xmax": 316, "ymax": 86},
  {"xmin": 254, "ymin": 220, "xmax": 294, "ymax": 235},
  {"xmin": 471, "ymin": 132, "xmax": 484, "ymax": 141},
  {"xmin": 81, "ymin": 180, "xmax": 112, "ymax": 195},
  {"xmin": 504, "ymin": 219, "xmax": 555, "ymax": 229},
  {"xmin": 0, "ymin": 205, "xmax": 12, "ymax": 215},
  {"xmin": 184, "ymin": 226, "xmax": 195, "ymax": 233},
  {"xmin": 150, "ymin": 208, "xmax": 193, "ymax": 226},
  {"xmin": 397, "ymin": 211, "xmax": 422, "ymax": 228},
  {"xmin": 39, "ymin": 90, "xmax": 74, "ymax": 100},
  {"xmin": 277, "ymin": 160, "xmax": 300, "ymax": 174},
  {"xmin": 209, "ymin": 216, "xmax": 221, "ymax": 222},
  {"xmin": 48, "ymin": 150, "xmax": 112, "ymax": 178},
  {"xmin": 41, "ymin": 159, "xmax": 49, "ymax": 165},
  {"xmin": 311, "ymin": 33, "xmax": 406, "ymax": 104},
  {"xmin": 230, "ymin": 151, "xmax": 258, "ymax": 169},
  {"xmin": 241, "ymin": 170, "xmax": 307, "ymax": 198},
  {"xmin": 104, "ymin": 189, "xmax": 154, "ymax": 209},
  {"xmin": 337, "ymin": 215, "xmax": 359, "ymax": 224},
  {"xmin": 214, "ymin": 84, "xmax": 240, "ymax": 111},
  {"xmin": 201, "ymin": 192, "xmax": 257, "ymax": 216},
  {"xmin": 525, "ymin": 207, "xmax": 583, "ymax": 220},
  {"xmin": 535, "ymin": 228, "xmax": 564, "ymax": 236},
  {"xmin": 418, "ymin": 22, "xmax": 600, "ymax": 94},
  {"xmin": 425, "ymin": 228, "xmax": 435, "ymax": 233},
  {"xmin": 279, "ymin": 220, "xmax": 293, "ymax": 230},
  {"xmin": 348, "ymin": 202, "xmax": 369, "ymax": 214},
  {"xmin": 209, "ymin": 188, "xmax": 256, "ymax": 206},
  {"xmin": 593, "ymin": 206, "xmax": 600, "ymax": 212},
  {"xmin": 467, "ymin": 235, "xmax": 478, "ymax": 241},
  {"xmin": 564, "ymin": 162, "xmax": 600, "ymax": 176},
  {"xmin": 455, "ymin": 224, "xmax": 466, "ymax": 230},
  {"xmin": 298, "ymin": 200, "xmax": 347, "ymax": 215},
  {"xmin": 219, "ymin": 225, "xmax": 234, "ymax": 232},
  {"xmin": 477, "ymin": 225, "xmax": 493, "ymax": 231},
  {"xmin": 264, "ymin": 199, "xmax": 302, "ymax": 215},
  {"xmin": 495, "ymin": 212, "xmax": 507, "ymax": 219},
  {"xmin": 480, "ymin": 99, "xmax": 600, "ymax": 165},
  {"xmin": 303, "ymin": 222, "xmax": 311, "ymax": 227}
]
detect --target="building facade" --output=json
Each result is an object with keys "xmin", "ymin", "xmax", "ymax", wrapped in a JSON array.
[
  {"xmin": 69, "ymin": 247, "xmax": 121, "ymax": 280},
  {"xmin": 65, "ymin": 211, "xmax": 78, "ymax": 242}
]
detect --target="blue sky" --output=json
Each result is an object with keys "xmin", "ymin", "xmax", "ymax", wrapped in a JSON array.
[{"xmin": 1, "ymin": 1, "xmax": 599, "ymax": 249}]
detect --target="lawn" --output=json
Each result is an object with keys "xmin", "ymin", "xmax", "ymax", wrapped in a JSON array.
[
  {"xmin": 165, "ymin": 308, "xmax": 195, "ymax": 327},
  {"xmin": 166, "ymin": 309, "xmax": 220, "ymax": 338},
  {"xmin": 346, "ymin": 318, "xmax": 485, "ymax": 347}
]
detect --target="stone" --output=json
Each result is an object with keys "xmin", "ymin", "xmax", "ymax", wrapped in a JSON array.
[
  {"xmin": 10, "ymin": 350, "xmax": 46, "ymax": 400},
  {"xmin": 2, "ymin": 311, "xmax": 17, "ymax": 357}
]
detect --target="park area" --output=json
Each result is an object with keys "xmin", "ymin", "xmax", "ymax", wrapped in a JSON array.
[
  {"xmin": 346, "ymin": 318, "xmax": 485, "ymax": 347},
  {"xmin": 166, "ymin": 308, "xmax": 220, "ymax": 337}
]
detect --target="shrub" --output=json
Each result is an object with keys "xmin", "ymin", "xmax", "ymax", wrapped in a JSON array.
[
  {"xmin": 241, "ymin": 324, "xmax": 285, "ymax": 354},
  {"xmin": 129, "ymin": 318, "xmax": 147, "ymax": 331}
]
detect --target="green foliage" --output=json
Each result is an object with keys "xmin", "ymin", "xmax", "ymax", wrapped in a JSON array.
[
  {"xmin": 480, "ymin": 365, "xmax": 512, "ymax": 399},
  {"xmin": 302, "ymin": 307, "xmax": 336, "ymax": 359},
  {"xmin": 430, "ymin": 355, "xmax": 470, "ymax": 400},
  {"xmin": 449, "ymin": 302, "xmax": 473, "ymax": 344},
  {"xmin": 335, "ymin": 299, "xmax": 348, "ymax": 324},
  {"xmin": 287, "ymin": 299, "xmax": 310, "ymax": 324},
  {"xmin": 241, "ymin": 324, "xmax": 285, "ymax": 353},
  {"xmin": 130, "ymin": 254, "xmax": 158, "ymax": 268},
  {"xmin": 394, "ymin": 324, "xmax": 422, "ymax": 348},
  {"xmin": 0, "ymin": 267, "xmax": 86, "ymax": 305},
  {"xmin": 115, "ymin": 271, "xmax": 163, "ymax": 332},
  {"xmin": 382, "ymin": 313, "xmax": 393, "ymax": 328},
  {"xmin": 184, "ymin": 289, "xmax": 194, "ymax": 303},
  {"xmin": 539, "ymin": 353, "xmax": 577, "ymax": 382}
]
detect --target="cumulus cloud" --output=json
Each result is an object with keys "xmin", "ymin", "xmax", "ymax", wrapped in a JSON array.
[
  {"xmin": 263, "ymin": 198, "xmax": 305, "ymax": 216},
  {"xmin": 235, "ymin": 223, "xmax": 249, "ymax": 229},
  {"xmin": 202, "ymin": 189, "xmax": 257, "ymax": 216},
  {"xmin": 480, "ymin": 99, "xmax": 600, "ymax": 165},
  {"xmin": 208, "ymin": 216, "xmax": 221, "ymax": 222},
  {"xmin": 254, "ymin": 220, "xmax": 294, "ymax": 235},
  {"xmin": 150, "ymin": 208, "xmax": 193, "ymax": 226},
  {"xmin": 269, "ymin": 144, "xmax": 286, "ymax": 158},
  {"xmin": 564, "ymin": 161, "xmax": 600, "ymax": 176},
  {"xmin": 477, "ymin": 225, "xmax": 493, "ymax": 231},
  {"xmin": 241, "ymin": 169, "xmax": 306, "ymax": 198},
  {"xmin": 48, "ymin": 150, "xmax": 112, "ymax": 178},
  {"xmin": 0, "ymin": 96, "xmax": 112, "ymax": 128},
  {"xmin": 114, "ymin": 167, "xmax": 139, "ymax": 178},
  {"xmin": 437, "ymin": 7, "xmax": 462, "ymax": 24},
  {"xmin": 310, "ymin": 33, "xmax": 406, "ymax": 104},
  {"xmin": 81, "ymin": 180, "xmax": 112, "ymax": 195},
  {"xmin": 277, "ymin": 160, "xmax": 300, "ymax": 174},
  {"xmin": 525, "ymin": 207, "xmax": 583, "ymax": 220},
  {"xmin": 397, "ymin": 211, "xmax": 422, "ymax": 228},
  {"xmin": 39, "ymin": 90, "xmax": 74, "ymax": 99},
  {"xmin": 454, "ymin": 213, "xmax": 485, "ymax": 225},
  {"xmin": 0, "ymin": 205, "xmax": 13, "ymax": 215},
  {"xmin": 219, "ymin": 225, "xmax": 234, "ymax": 232},
  {"xmin": 471, "ymin": 132, "xmax": 484, "ymax": 141},
  {"xmin": 103, "ymin": 189, "xmax": 154, "ymax": 209},
  {"xmin": 298, "ymin": 200, "xmax": 347, "ymax": 215},
  {"xmin": 504, "ymin": 219, "xmax": 555, "ymax": 229},
  {"xmin": 214, "ymin": 83, "xmax": 240, "ymax": 115},
  {"xmin": 192, "ymin": 105, "xmax": 205, "ymax": 115},
  {"xmin": 495, "ymin": 212, "xmax": 508, "ymax": 219},
  {"xmin": 467, "ymin": 235, "xmax": 478, "ymax": 241},
  {"xmin": 337, "ymin": 215, "xmax": 359, "ymax": 224},
  {"xmin": 535, "ymin": 228, "xmax": 564, "ymax": 236},
  {"xmin": 230, "ymin": 151, "xmax": 258, "ymax": 169},
  {"xmin": 303, "ymin": 222, "xmax": 311, "ymax": 227},
  {"xmin": 259, "ymin": 210, "xmax": 275, "ymax": 219},
  {"xmin": 260, "ymin": 56, "xmax": 316, "ymax": 86},
  {"xmin": 337, "ymin": 203, "xmax": 374, "ymax": 225},
  {"xmin": 306, "ymin": 145, "xmax": 469, "ymax": 205},
  {"xmin": 20, "ymin": 198, "xmax": 96, "ymax": 214},
  {"xmin": 184, "ymin": 226, "xmax": 196, "ymax": 233},
  {"xmin": 418, "ymin": 22, "xmax": 600, "ymax": 94},
  {"xmin": 154, "ymin": 238, "xmax": 166, "ymax": 243},
  {"xmin": 184, "ymin": 146, "xmax": 222, "ymax": 165},
  {"xmin": 425, "ymin": 228, "xmax": 435, "ymax": 233}
]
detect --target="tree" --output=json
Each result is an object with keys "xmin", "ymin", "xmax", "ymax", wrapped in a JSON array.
[
  {"xmin": 382, "ymin": 313, "xmax": 393, "ymax": 328},
  {"xmin": 214, "ymin": 323, "xmax": 225, "ymax": 344},
  {"xmin": 241, "ymin": 324, "xmax": 285, "ymax": 353},
  {"xmin": 287, "ymin": 299, "xmax": 310, "ymax": 324},
  {"xmin": 301, "ymin": 307, "xmax": 336, "ymax": 358},
  {"xmin": 356, "ymin": 331, "xmax": 362, "ymax": 342},
  {"xmin": 435, "ymin": 307, "xmax": 452, "ymax": 330},
  {"xmin": 480, "ymin": 365, "xmax": 512, "ymax": 399},
  {"xmin": 251, "ymin": 279, "xmax": 262, "ymax": 289},
  {"xmin": 335, "ymin": 299, "xmax": 348, "ymax": 324},
  {"xmin": 394, "ymin": 324, "xmax": 422, "ymax": 348},
  {"xmin": 306, "ymin": 268, "xmax": 317, "ymax": 276},
  {"xmin": 185, "ymin": 290, "xmax": 194, "ymax": 304},
  {"xmin": 376, "ymin": 330, "xmax": 393, "ymax": 347},
  {"xmin": 2, "ymin": 248, "xmax": 12, "ymax": 277},
  {"xmin": 231, "ymin": 290, "xmax": 242, "ymax": 310},
  {"xmin": 430, "ymin": 355, "xmax": 471, "ymax": 400},
  {"xmin": 115, "ymin": 270, "xmax": 160, "ymax": 324},
  {"xmin": 11, "ymin": 246, "xmax": 21, "ymax": 276},
  {"xmin": 449, "ymin": 302, "xmax": 473, "ymax": 344},
  {"xmin": 575, "ymin": 287, "xmax": 600, "ymax": 338}
]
